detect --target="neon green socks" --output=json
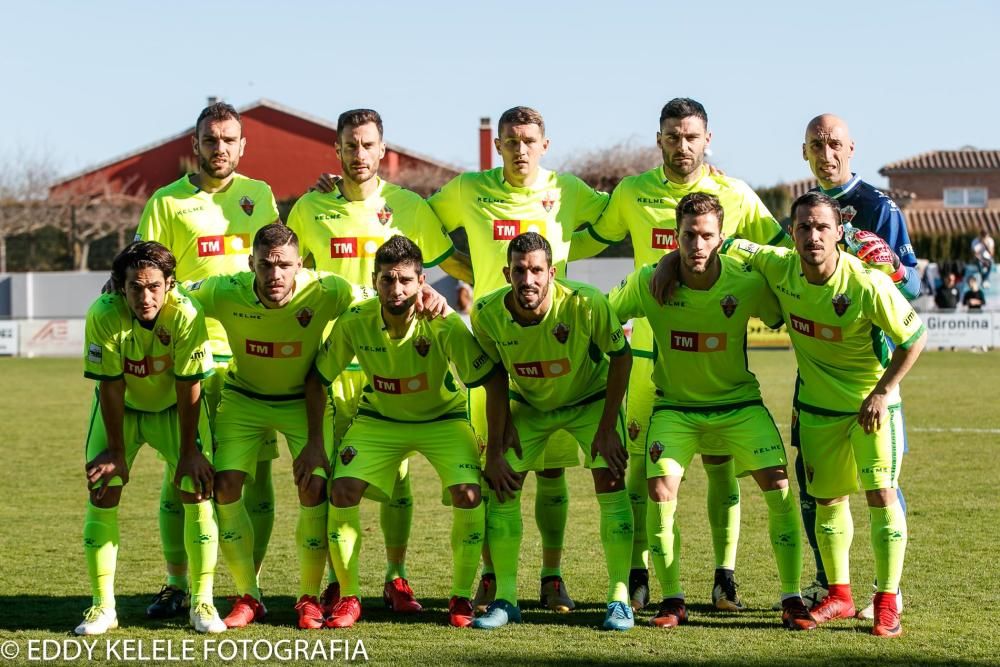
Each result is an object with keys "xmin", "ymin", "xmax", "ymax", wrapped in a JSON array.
[
  {"xmin": 83, "ymin": 502, "xmax": 119, "ymax": 608},
  {"xmin": 762, "ymin": 487, "xmax": 802, "ymax": 595},
  {"xmin": 296, "ymin": 503, "xmax": 328, "ymax": 599},
  {"xmin": 815, "ymin": 500, "xmax": 854, "ymax": 586},
  {"xmin": 486, "ymin": 490, "xmax": 523, "ymax": 605},
  {"xmin": 647, "ymin": 498, "xmax": 682, "ymax": 599},
  {"xmin": 534, "ymin": 473, "xmax": 568, "ymax": 578},
  {"xmin": 158, "ymin": 471, "xmax": 187, "ymax": 590},
  {"xmin": 183, "ymin": 500, "xmax": 218, "ymax": 606},
  {"xmin": 216, "ymin": 498, "xmax": 261, "ymax": 599},
  {"xmin": 451, "ymin": 504, "xmax": 486, "ymax": 598},
  {"xmin": 870, "ymin": 503, "xmax": 907, "ymax": 593},
  {"xmin": 597, "ymin": 490, "xmax": 633, "ymax": 604},
  {"xmin": 381, "ymin": 471, "xmax": 413, "ymax": 582},
  {"xmin": 328, "ymin": 504, "xmax": 362, "ymax": 598},
  {"xmin": 626, "ymin": 460, "xmax": 649, "ymax": 569},
  {"xmin": 704, "ymin": 460, "xmax": 740, "ymax": 570}
]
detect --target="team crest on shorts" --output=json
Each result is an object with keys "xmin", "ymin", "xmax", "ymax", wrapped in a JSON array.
[
  {"xmin": 239, "ymin": 196, "xmax": 255, "ymax": 216},
  {"xmin": 552, "ymin": 322, "xmax": 570, "ymax": 344},
  {"xmin": 627, "ymin": 418, "xmax": 641, "ymax": 441},
  {"xmin": 296, "ymin": 307, "xmax": 314, "ymax": 328},
  {"xmin": 155, "ymin": 325, "xmax": 171, "ymax": 346},
  {"xmin": 840, "ymin": 205, "xmax": 857, "ymax": 224},
  {"xmin": 649, "ymin": 441, "xmax": 664, "ymax": 463},
  {"xmin": 720, "ymin": 294, "xmax": 738, "ymax": 318},
  {"xmin": 541, "ymin": 192, "xmax": 555, "ymax": 213},
  {"xmin": 340, "ymin": 446, "xmax": 357, "ymax": 466},
  {"xmin": 414, "ymin": 335, "xmax": 431, "ymax": 357},
  {"xmin": 377, "ymin": 204, "xmax": 393, "ymax": 225},
  {"xmin": 832, "ymin": 293, "xmax": 852, "ymax": 317}
]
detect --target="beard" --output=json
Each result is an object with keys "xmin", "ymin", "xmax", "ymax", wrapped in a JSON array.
[
  {"xmin": 200, "ymin": 154, "xmax": 237, "ymax": 180},
  {"xmin": 515, "ymin": 281, "xmax": 549, "ymax": 311}
]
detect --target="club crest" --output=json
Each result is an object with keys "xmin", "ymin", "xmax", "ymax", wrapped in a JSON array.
[
  {"xmin": 627, "ymin": 419, "xmax": 641, "ymax": 442},
  {"xmin": 296, "ymin": 307, "xmax": 314, "ymax": 328},
  {"xmin": 552, "ymin": 322, "xmax": 570, "ymax": 344},
  {"xmin": 239, "ymin": 195, "xmax": 255, "ymax": 216},
  {"xmin": 832, "ymin": 293, "xmax": 851, "ymax": 317},
  {"xmin": 649, "ymin": 441, "xmax": 664, "ymax": 463},
  {"xmin": 340, "ymin": 446, "xmax": 357, "ymax": 466},
  {"xmin": 155, "ymin": 325, "xmax": 171, "ymax": 346},
  {"xmin": 377, "ymin": 204, "xmax": 393, "ymax": 225},
  {"xmin": 840, "ymin": 205, "xmax": 857, "ymax": 224},
  {"xmin": 720, "ymin": 294, "xmax": 738, "ymax": 318},
  {"xmin": 414, "ymin": 335, "xmax": 431, "ymax": 357},
  {"xmin": 541, "ymin": 192, "xmax": 556, "ymax": 213}
]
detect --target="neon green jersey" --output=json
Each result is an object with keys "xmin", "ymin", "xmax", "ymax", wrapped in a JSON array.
[
  {"xmin": 471, "ymin": 280, "xmax": 628, "ymax": 412},
  {"xmin": 287, "ymin": 178, "xmax": 455, "ymax": 284},
  {"xmin": 135, "ymin": 173, "xmax": 280, "ymax": 358},
  {"xmin": 583, "ymin": 164, "xmax": 789, "ymax": 356},
  {"xmin": 587, "ymin": 165, "xmax": 787, "ymax": 267},
  {"xmin": 84, "ymin": 289, "xmax": 213, "ymax": 413},
  {"xmin": 609, "ymin": 259, "xmax": 783, "ymax": 408},
  {"xmin": 428, "ymin": 167, "xmax": 608, "ymax": 299},
  {"xmin": 734, "ymin": 241, "xmax": 926, "ymax": 414},
  {"xmin": 315, "ymin": 300, "xmax": 496, "ymax": 422},
  {"xmin": 184, "ymin": 270, "xmax": 361, "ymax": 398}
]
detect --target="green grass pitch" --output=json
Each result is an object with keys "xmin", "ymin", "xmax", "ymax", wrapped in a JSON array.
[{"xmin": 0, "ymin": 351, "xmax": 997, "ymax": 665}]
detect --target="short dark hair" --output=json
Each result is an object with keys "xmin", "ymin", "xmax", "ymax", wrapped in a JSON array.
[
  {"xmin": 196, "ymin": 102, "xmax": 241, "ymax": 135},
  {"xmin": 507, "ymin": 231, "xmax": 552, "ymax": 266},
  {"xmin": 659, "ymin": 98, "xmax": 708, "ymax": 127},
  {"xmin": 252, "ymin": 223, "xmax": 298, "ymax": 254},
  {"xmin": 337, "ymin": 108, "xmax": 383, "ymax": 139},
  {"xmin": 791, "ymin": 191, "xmax": 841, "ymax": 224},
  {"xmin": 111, "ymin": 241, "xmax": 176, "ymax": 292},
  {"xmin": 498, "ymin": 106, "xmax": 545, "ymax": 136},
  {"xmin": 375, "ymin": 235, "xmax": 423, "ymax": 274},
  {"xmin": 677, "ymin": 192, "xmax": 725, "ymax": 229}
]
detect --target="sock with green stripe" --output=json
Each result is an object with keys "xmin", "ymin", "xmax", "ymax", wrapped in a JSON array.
[
  {"xmin": 762, "ymin": 487, "xmax": 802, "ymax": 594},
  {"xmin": 704, "ymin": 459, "xmax": 740, "ymax": 570},
  {"xmin": 84, "ymin": 502, "xmax": 119, "ymax": 609},
  {"xmin": 328, "ymin": 504, "xmax": 362, "ymax": 597},
  {"xmin": 597, "ymin": 490, "xmax": 633, "ymax": 604}
]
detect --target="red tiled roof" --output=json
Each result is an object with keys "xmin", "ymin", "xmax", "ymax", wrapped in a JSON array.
[
  {"xmin": 879, "ymin": 149, "xmax": 1000, "ymax": 174},
  {"xmin": 777, "ymin": 177, "xmax": 915, "ymax": 205},
  {"xmin": 903, "ymin": 208, "xmax": 1000, "ymax": 236}
]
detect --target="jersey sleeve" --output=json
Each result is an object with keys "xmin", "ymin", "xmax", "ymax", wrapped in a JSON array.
[
  {"xmin": 314, "ymin": 319, "xmax": 355, "ymax": 385},
  {"xmin": 470, "ymin": 301, "xmax": 502, "ymax": 364},
  {"xmin": 83, "ymin": 301, "xmax": 124, "ymax": 381},
  {"xmin": 135, "ymin": 196, "xmax": 171, "ymax": 247},
  {"xmin": 442, "ymin": 314, "xmax": 496, "ymax": 387},
  {"xmin": 734, "ymin": 185, "xmax": 790, "ymax": 247},
  {"xmin": 321, "ymin": 273, "xmax": 370, "ymax": 315},
  {"xmin": 285, "ymin": 199, "xmax": 311, "ymax": 258},
  {"xmin": 872, "ymin": 201, "xmax": 921, "ymax": 299},
  {"xmin": 572, "ymin": 176, "xmax": 610, "ymax": 228},
  {"xmin": 411, "ymin": 200, "xmax": 456, "ymax": 267},
  {"xmin": 750, "ymin": 277, "xmax": 785, "ymax": 329},
  {"xmin": 585, "ymin": 183, "xmax": 629, "ymax": 245},
  {"xmin": 427, "ymin": 175, "xmax": 464, "ymax": 233},
  {"xmin": 588, "ymin": 289, "xmax": 629, "ymax": 356},
  {"xmin": 607, "ymin": 266, "xmax": 648, "ymax": 323},
  {"xmin": 723, "ymin": 239, "xmax": 786, "ymax": 283},
  {"xmin": 181, "ymin": 277, "xmax": 220, "ymax": 319},
  {"xmin": 866, "ymin": 273, "xmax": 926, "ymax": 349},
  {"xmin": 170, "ymin": 298, "xmax": 214, "ymax": 381},
  {"xmin": 263, "ymin": 187, "xmax": 281, "ymax": 223}
]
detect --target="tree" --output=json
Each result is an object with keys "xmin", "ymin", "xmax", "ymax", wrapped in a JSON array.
[
  {"xmin": 560, "ymin": 140, "xmax": 661, "ymax": 194},
  {"xmin": 51, "ymin": 173, "xmax": 145, "ymax": 270},
  {"xmin": 0, "ymin": 151, "xmax": 60, "ymax": 273}
]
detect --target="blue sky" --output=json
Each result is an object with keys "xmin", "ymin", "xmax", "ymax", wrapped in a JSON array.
[{"xmin": 2, "ymin": 0, "xmax": 996, "ymax": 189}]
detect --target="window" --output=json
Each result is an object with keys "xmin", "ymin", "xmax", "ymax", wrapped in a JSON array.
[{"xmin": 944, "ymin": 187, "xmax": 988, "ymax": 208}]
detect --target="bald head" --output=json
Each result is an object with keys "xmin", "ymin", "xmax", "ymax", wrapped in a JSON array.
[{"xmin": 803, "ymin": 114, "xmax": 855, "ymax": 189}]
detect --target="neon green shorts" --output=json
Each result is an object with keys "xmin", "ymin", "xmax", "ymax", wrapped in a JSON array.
[
  {"xmin": 645, "ymin": 402, "xmax": 785, "ymax": 478},
  {"xmin": 625, "ymin": 354, "xmax": 656, "ymax": 457},
  {"xmin": 205, "ymin": 358, "xmax": 278, "ymax": 462},
  {"xmin": 470, "ymin": 385, "xmax": 580, "ymax": 469},
  {"xmin": 506, "ymin": 397, "xmax": 624, "ymax": 473},
  {"xmin": 336, "ymin": 414, "xmax": 480, "ymax": 502},
  {"xmin": 84, "ymin": 395, "xmax": 213, "ymax": 493},
  {"xmin": 797, "ymin": 406, "xmax": 905, "ymax": 499},
  {"xmin": 214, "ymin": 387, "xmax": 332, "ymax": 481}
]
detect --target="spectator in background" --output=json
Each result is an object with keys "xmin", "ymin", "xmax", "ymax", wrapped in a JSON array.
[
  {"xmin": 972, "ymin": 229, "xmax": 994, "ymax": 286},
  {"xmin": 935, "ymin": 273, "xmax": 960, "ymax": 310},
  {"xmin": 963, "ymin": 276, "xmax": 985, "ymax": 312}
]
